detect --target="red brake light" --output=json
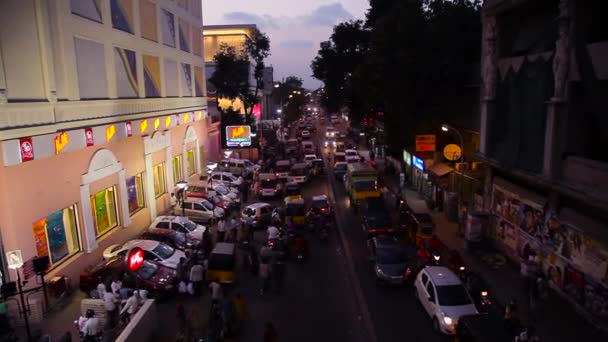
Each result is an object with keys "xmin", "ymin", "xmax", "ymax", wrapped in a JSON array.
[{"xmin": 405, "ymin": 268, "xmax": 412, "ymax": 277}]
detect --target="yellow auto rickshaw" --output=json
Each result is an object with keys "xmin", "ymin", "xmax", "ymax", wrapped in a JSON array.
[
  {"xmin": 206, "ymin": 242, "xmax": 236, "ymax": 284},
  {"xmin": 284, "ymin": 197, "xmax": 306, "ymax": 226},
  {"xmin": 284, "ymin": 182, "xmax": 302, "ymax": 200},
  {"xmin": 411, "ymin": 213, "xmax": 435, "ymax": 247}
]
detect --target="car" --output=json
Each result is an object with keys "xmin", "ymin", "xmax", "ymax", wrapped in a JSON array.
[
  {"xmin": 80, "ymin": 257, "xmax": 176, "ymax": 298},
  {"xmin": 324, "ymin": 138, "xmax": 336, "ymax": 148},
  {"xmin": 302, "ymin": 141, "xmax": 315, "ymax": 154},
  {"xmin": 174, "ymin": 198, "xmax": 225, "ymax": 223},
  {"xmin": 333, "ymin": 152, "xmax": 346, "ymax": 165},
  {"xmin": 186, "ymin": 183, "xmax": 235, "ymax": 210},
  {"xmin": 149, "ymin": 216, "xmax": 206, "ymax": 241},
  {"xmin": 257, "ymin": 173, "xmax": 280, "ymax": 198},
  {"xmin": 414, "ymin": 266, "xmax": 478, "ymax": 335},
  {"xmin": 241, "ymin": 202, "xmax": 275, "ymax": 230},
  {"xmin": 334, "ymin": 162, "xmax": 348, "ymax": 180},
  {"xmin": 310, "ymin": 195, "xmax": 333, "ymax": 217},
  {"xmin": 335, "ymin": 142, "xmax": 346, "ymax": 153},
  {"xmin": 361, "ymin": 197, "xmax": 394, "ymax": 236},
  {"xmin": 210, "ymin": 171, "xmax": 243, "ymax": 187},
  {"xmin": 102, "ymin": 239, "xmax": 186, "ymax": 269},
  {"xmin": 367, "ymin": 236, "xmax": 415, "ymax": 285},
  {"xmin": 325, "ymin": 127, "xmax": 337, "ymax": 138},
  {"xmin": 207, "ymin": 183, "xmax": 240, "ymax": 203},
  {"xmin": 346, "ymin": 155, "xmax": 361, "ymax": 164},
  {"xmin": 140, "ymin": 230, "xmax": 197, "ymax": 251},
  {"xmin": 218, "ymin": 158, "xmax": 260, "ymax": 178},
  {"xmin": 345, "ymin": 149, "xmax": 359, "ymax": 158},
  {"xmin": 303, "ymin": 154, "xmax": 317, "ymax": 166},
  {"xmin": 301, "ymin": 130, "xmax": 311, "ymax": 139}
]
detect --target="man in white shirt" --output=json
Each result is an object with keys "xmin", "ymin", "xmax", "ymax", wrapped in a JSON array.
[
  {"xmin": 110, "ymin": 278, "xmax": 122, "ymax": 298},
  {"xmin": 190, "ymin": 264, "xmax": 204, "ymax": 296},
  {"xmin": 209, "ymin": 279, "xmax": 222, "ymax": 301},
  {"xmin": 103, "ymin": 289, "xmax": 118, "ymax": 329},
  {"xmin": 82, "ymin": 309, "xmax": 101, "ymax": 340},
  {"xmin": 119, "ymin": 290, "xmax": 139, "ymax": 324},
  {"xmin": 267, "ymin": 225, "xmax": 280, "ymax": 241}
]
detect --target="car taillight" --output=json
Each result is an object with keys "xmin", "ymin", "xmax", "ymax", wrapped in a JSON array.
[
  {"xmin": 481, "ymin": 291, "xmax": 488, "ymax": 297},
  {"xmin": 405, "ymin": 268, "xmax": 412, "ymax": 277}
]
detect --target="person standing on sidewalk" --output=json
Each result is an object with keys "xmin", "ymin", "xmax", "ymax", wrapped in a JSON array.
[
  {"xmin": 216, "ymin": 217, "xmax": 226, "ymax": 243},
  {"xmin": 189, "ymin": 263, "xmax": 204, "ymax": 296},
  {"xmin": 103, "ymin": 287, "xmax": 119, "ymax": 329}
]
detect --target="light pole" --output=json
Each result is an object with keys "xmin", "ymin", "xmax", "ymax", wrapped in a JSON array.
[
  {"xmin": 442, "ymin": 123, "xmax": 465, "ymax": 234},
  {"xmin": 176, "ymin": 180, "xmax": 188, "ymax": 217}
]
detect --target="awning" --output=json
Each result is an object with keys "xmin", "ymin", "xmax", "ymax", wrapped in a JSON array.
[{"xmin": 428, "ymin": 163, "xmax": 454, "ymax": 177}]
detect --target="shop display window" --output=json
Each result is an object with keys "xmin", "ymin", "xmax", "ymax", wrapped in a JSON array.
[
  {"xmin": 187, "ymin": 149, "xmax": 196, "ymax": 176},
  {"xmin": 90, "ymin": 186, "xmax": 119, "ymax": 236},
  {"xmin": 173, "ymin": 155, "xmax": 183, "ymax": 184},
  {"xmin": 32, "ymin": 205, "xmax": 81, "ymax": 267},
  {"xmin": 127, "ymin": 173, "xmax": 145, "ymax": 215},
  {"xmin": 153, "ymin": 162, "xmax": 167, "ymax": 197}
]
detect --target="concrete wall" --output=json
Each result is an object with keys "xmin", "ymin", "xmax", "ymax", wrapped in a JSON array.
[
  {"xmin": 562, "ymin": 156, "xmax": 608, "ymax": 203},
  {"xmin": 115, "ymin": 299, "xmax": 157, "ymax": 342}
]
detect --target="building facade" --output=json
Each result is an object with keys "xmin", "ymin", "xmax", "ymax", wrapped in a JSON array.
[
  {"xmin": 479, "ymin": 0, "xmax": 608, "ymax": 327},
  {"xmin": 0, "ymin": 0, "xmax": 208, "ymax": 288}
]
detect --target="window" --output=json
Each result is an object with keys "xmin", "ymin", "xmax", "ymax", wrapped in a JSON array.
[
  {"xmin": 110, "ymin": 0, "xmax": 134, "ymax": 34},
  {"xmin": 172, "ymin": 155, "xmax": 183, "ymax": 184},
  {"xmin": 32, "ymin": 205, "xmax": 81, "ymax": 267},
  {"xmin": 436, "ymin": 285, "xmax": 473, "ymax": 306},
  {"xmin": 153, "ymin": 163, "xmax": 167, "ymax": 197},
  {"xmin": 126, "ymin": 173, "xmax": 145, "ymax": 215},
  {"xmin": 90, "ymin": 186, "xmax": 119, "ymax": 236},
  {"xmin": 156, "ymin": 221, "xmax": 170, "ymax": 229},
  {"xmin": 186, "ymin": 149, "xmax": 196, "ymax": 176},
  {"xmin": 161, "ymin": 9, "xmax": 176, "ymax": 47},
  {"xmin": 139, "ymin": 0, "xmax": 158, "ymax": 42},
  {"xmin": 426, "ymin": 282, "xmax": 435, "ymax": 302},
  {"xmin": 71, "ymin": 0, "xmax": 102, "ymax": 23}
]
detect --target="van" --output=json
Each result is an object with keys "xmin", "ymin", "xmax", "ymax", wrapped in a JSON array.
[{"xmin": 289, "ymin": 163, "xmax": 311, "ymax": 184}]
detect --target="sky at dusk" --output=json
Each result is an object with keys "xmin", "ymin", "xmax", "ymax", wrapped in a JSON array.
[{"xmin": 202, "ymin": 0, "xmax": 370, "ymax": 89}]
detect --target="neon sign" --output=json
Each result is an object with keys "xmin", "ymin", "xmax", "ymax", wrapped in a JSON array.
[
  {"xmin": 106, "ymin": 125, "xmax": 116, "ymax": 142},
  {"xmin": 197, "ymin": 111, "xmax": 202, "ymax": 120},
  {"xmin": 183, "ymin": 113, "xmax": 190, "ymax": 123},
  {"xmin": 140, "ymin": 120, "xmax": 148, "ymax": 135},
  {"xmin": 126, "ymin": 121, "xmax": 132, "ymax": 137},
  {"xmin": 165, "ymin": 116, "xmax": 171, "ymax": 128},
  {"xmin": 126, "ymin": 247, "xmax": 145, "ymax": 272},
  {"xmin": 226, "ymin": 125, "xmax": 252, "ymax": 147},
  {"xmin": 154, "ymin": 118, "xmax": 160, "ymax": 131},
  {"xmin": 54, "ymin": 132, "xmax": 69, "ymax": 155},
  {"xmin": 413, "ymin": 156, "xmax": 424, "ymax": 171}
]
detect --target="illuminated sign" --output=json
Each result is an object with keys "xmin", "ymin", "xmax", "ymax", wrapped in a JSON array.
[
  {"xmin": 154, "ymin": 118, "xmax": 160, "ymax": 131},
  {"xmin": 140, "ymin": 120, "xmax": 148, "ymax": 135},
  {"xmin": 226, "ymin": 125, "xmax": 252, "ymax": 147},
  {"xmin": 197, "ymin": 111, "xmax": 202, "ymax": 120},
  {"xmin": 402, "ymin": 150, "xmax": 411, "ymax": 166},
  {"xmin": 54, "ymin": 132, "xmax": 69, "ymax": 155},
  {"xmin": 183, "ymin": 113, "xmax": 190, "ymax": 123},
  {"xmin": 106, "ymin": 125, "xmax": 116, "ymax": 142},
  {"xmin": 126, "ymin": 247, "xmax": 145, "ymax": 272},
  {"xmin": 415, "ymin": 134, "xmax": 436, "ymax": 152},
  {"xmin": 413, "ymin": 156, "xmax": 424, "ymax": 171},
  {"xmin": 252, "ymin": 104, "xmax": 261, "ymax": 119},
  {"xmin": 126, "ymin": 121, "xmax": 133, "ymax": 137},
  {"xmin": 6, "ymin": 250, "xmax": 24, "ymax": 270},
  {"xmin": 85, "ymin": 128, "xmax": 94, "ymax": 146},
  {"xmin": 165, "ymin": 116, "xmax": 171, "ymax": 128}
]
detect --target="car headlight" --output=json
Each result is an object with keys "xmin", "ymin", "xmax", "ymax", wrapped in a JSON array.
[{"xmin": 443, "ymin": 316, "xmax": 453, "ymax": 326}]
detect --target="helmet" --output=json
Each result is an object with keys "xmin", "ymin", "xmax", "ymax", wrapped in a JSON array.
[{"xmin": 86, "ymin": 309, "xmax": 95, "ymax": 318}]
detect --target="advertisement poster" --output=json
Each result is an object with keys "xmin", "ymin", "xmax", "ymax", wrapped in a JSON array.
[
  {"xmin": 19, "ymin": 137, "xmax": 34, "ymax": 162},
  {"xmin": 519, "ymin": 198, "xmax": 545, "ymax": 238},
  {"xmin": 46, "ymin": 210, "xmax": 69, "ymax": 263},
  {"xmin": 492, "ymin": 185, "xmax": 520, "ymax": 225},
  {"xmin": 85, "ymin": 127, "xmax": 94, "ymax": 146},
  {"xmin": 497, "ymin": 219, "xmax": 519, "ymax": 260},
  {"xmin": 543, "ymin": 252, "xmax": 566, "ymax": 289},
  {"xmin": 32, "ymin": 218, "xmax": 49, "ymax": 258}
]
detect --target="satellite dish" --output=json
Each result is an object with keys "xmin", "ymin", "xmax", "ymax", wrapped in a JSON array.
[{"xmin": 443, "ymin": 144, "xmax": 462, "ymax": 161}]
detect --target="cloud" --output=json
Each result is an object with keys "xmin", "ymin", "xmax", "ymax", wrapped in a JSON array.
[
  {"xmin": 222, "ymin": 12, "xmax": 279, "ymax": 29},
  {"xmin": 278, "ymin": 39, "xmax": 315, "ymax": 48},
  {"xmin": 300, "ymin": 3, "xmax": 353, "ymax": 26}
]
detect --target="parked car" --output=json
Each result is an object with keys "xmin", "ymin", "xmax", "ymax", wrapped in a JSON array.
[
  {"xmin": 210, "ymin": 171, "xmax": 243, "ymax": 187},
  {"xmin": 414, "ymin": 266, "xmax": 478, "ymax": 335},
  {"xmin": 361, "ymin": 197, "xmax": 394, "ymax": 236},
  {"xmin": 149, "ymin": 216, "xmax": 206, "ymax": 241},
  {"xmin": 303, "ymin": 154, "xmax": 317, "ymax": 166},
  {"xmin": 218, "ymin": 158, "xmax": 259, "ymax": 177},
  {"xmin": 241, "ymin": 202, "xmax": 275, "ymax": 230},
  {"xmin": 102, "ymin": 239, "xmax": 185, "ymax": 269},
  {"xmin": 334, "ymin": 162, "xmax": 348, "ymax": 180},
  {"xmin": 185, "ymin": 182, "xmax": 236, "ymax": 211},
  {"xmin": 367, "ymin": 236, "xmax": 415, "ymax": 285},
  {"xmin": 207, "ymin": 183, "xmax": 240, "ymax": 203},
  {"xmin": 174, "ymin": 198, "xmax": 225, "ymax": 223},
  {"xmin": 80, "ymin": 257, "xmax": 176, "ymax": 298},
  {"xmin": 140, "ymin": 230, "xmax": 196, "ymax": 251},
  {"xmin": 345, "ymin": 149, "xmax": 359, "ymax": 158}
]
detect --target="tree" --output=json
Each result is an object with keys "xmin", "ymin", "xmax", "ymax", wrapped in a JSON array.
[
  {"xmin": 244, "ymin": 29, "xmax": 271, "ymax": 119},
  {"xmin": 273, "ymin": 76, "xmax": 306, "ymax": 124}
]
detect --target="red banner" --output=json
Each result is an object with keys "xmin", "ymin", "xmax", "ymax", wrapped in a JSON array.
[
  {"xmin": 85, "ymin": 128, "xmax": 94, "ymax": 146},
  {"xmin": 126, "ymin": 121, "xmax": 132, "ymax": 137},
  {"xmin": 20, "ymin": 137, "xmax": 34, "ymax": 162}
]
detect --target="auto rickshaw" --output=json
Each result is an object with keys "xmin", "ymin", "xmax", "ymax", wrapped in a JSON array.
[
  {"xmin": 284, "ymin": 197, "xmax": 307, "ymax": 226},
  {"xmin": 206, "ymin": 242, "xmax": 236, "ymax": 284},
  {"xmin": 411, "ymin": 212, "xmax": 435, "ymax": 247},
  {"xmin": 284, "ymin": 182, "xmax": 302, "ymax": 200}
]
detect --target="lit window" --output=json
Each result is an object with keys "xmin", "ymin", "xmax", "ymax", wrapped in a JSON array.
[
  {"xmin": 172, "ymin": 155, "xmax": 183, "ymax": 184},
  {"xmin": 90, "ymin": 186, "xmax": 119, "ymax": 236},
  {"xmin": 127, "ymin": 173, "xmax": 145, "ymax": 215},
  {"xmin": 153, "ymin": 163, "xmax": 167, "ymax": 197},
  {"xmin": 187, "ymin": 149, "xmax": 196, "ymax": 176},
  {"xmin": 32, "ymin": 205, "xmax": 81, "ymax": 268}
]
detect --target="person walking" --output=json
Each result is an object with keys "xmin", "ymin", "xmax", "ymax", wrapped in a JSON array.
[
  {"xmin": 176, "ymin": 257, "xmax": 188, "ymax": 284},
  {"xmin": 240, "ymin": 179, "xmax": 249, "ymax": 204},
  {"xmin": 209, "ymin": 278, "xmax": 223, "ymax": 302},
  {"xmin": 216, "ymin": 217, "xmax": 226, "ymax": 243},
  {"xmin": 189, "ymin": 263, "xmax": 204, "ymax": 296},
  {"xmin": 102, "ymin": 286, "xmax": 119, "ymax": 329},
  {"xmin": 119, "ymin": 290, "xmax": 139, "ymax": 325},
  {"xmin": 226, "ymin": 216, "xmax": 238, "ymax": 243}
]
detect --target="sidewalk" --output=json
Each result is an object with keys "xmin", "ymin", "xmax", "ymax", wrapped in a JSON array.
[{"xmin": 380, "ymin": 171, "xmax": 606, "ymax": 342}]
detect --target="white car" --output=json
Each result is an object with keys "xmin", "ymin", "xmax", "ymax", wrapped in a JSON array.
[
  {"xmin": 103, "ymin": 240, "xmax": 185, "ymax": 269},
  {"xmin": 345, "ymin": 149, "xmax": 359, "ymax": 158},
  {"xmin": 414, "ymin": 266, "xmax": 478, "ymax": 335},
  {"xmin": 149, "ymin": 216, "xmax": 206, "ymax": 241},
  {"xmin": 346, "ymin": 155, "xmax": 361, "ymax": 164},
  {"xmin": 174, "ymin": 198, "xmax": 225, "ymax": 223},
  {"xmin": 208, "ymin": 183, "xmax": 240, "ymax": 203},
  {"xmin": 210, "ymin": 171, "xmax": 243, "ymax": 187},
  {"xmin": 301, "ymin": 130, "xmax": 311, "ymax": 139},
  {"xmin": 303, "ymin": 154, "xmax": 317, "ymax": 166}
]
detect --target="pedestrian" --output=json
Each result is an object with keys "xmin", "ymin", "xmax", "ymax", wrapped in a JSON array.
[
  {"xmin": 259, "ymin": 258, "xmax": 271, "ymax": 296},
  {"xmin": 227, "ymin": 216, "xmax": 238, "ymax": 242},
  {"xmin": 102, "ymin": 286, "xmax": 119, "ymax": 329},
  {"xmin": 209, "ymin": 278, "xmax": 222, "ymax": 302},
  {"xmin": 119, "ymin": 290, "xmax": 139, "ymax": 325},
  {"xmin": 202, "ymin": 229, "xmax": 213, "ymax": 257},
  {"xmin": 170, "ymin": 192, "xmax": 177, "ymax": 209},
  {"xmin": 96, "ymin": 282, "xmax": 106, "ymax": 299},
  {"xmin": 217, "ymin": 217, "xmax": 226, "ymax": 242},
  {"xmin": 176, "ymin": 257, "xmax": 188, "ymax": 284},
  {"xmin": 245, "ymin": 214, "xmax": 255, "ymax": 243},
  {"xmin": 240, "ymin": 179, "xmax": 249, "ymax": 203},
  {"xmin": 110, "ymin": 276, "xmax": 123, "ymax": 299},
  {"xmin": 189, "ymin": 263, "xmax": 204, "ymax": 296},
  {"xmin": 458, "ymin": 202, "xmax": 468, "ymax": 236},
  {"xmin": 263, "ymin": 322, "xmax": 278, "ymax": 342}
]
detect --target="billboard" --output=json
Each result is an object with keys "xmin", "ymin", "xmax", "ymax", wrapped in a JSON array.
[
  {"xmin": 226, "ymin": 125, "xmax": 252, "ymax": 147},
  {"xmin": 415, "ymin": 134, "xmax": 436, "ymax": 152}
]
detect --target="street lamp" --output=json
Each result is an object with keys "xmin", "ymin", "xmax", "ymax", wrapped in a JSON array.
[
  {"xmin": 176, "ymin": 180, "xmax": 188, "ymax": 216},
  {"xmin": 441, "ymin": 123, "xmax": 465, "ymax": 234}
]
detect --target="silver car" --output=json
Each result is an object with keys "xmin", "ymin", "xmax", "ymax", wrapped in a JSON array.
[{"xmin": 174, "ymin": 198, "xmax": 225, "ymax": 223}]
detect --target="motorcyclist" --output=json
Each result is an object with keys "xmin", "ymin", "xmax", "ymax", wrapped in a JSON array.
[
  {"xmin": 267, "ymin": 225, "xmax": 280, "ymax": 241},
  {"xmin": 417, "ymin": 247, "xmax": 431, "ymax": 270},
  {"xmin": 271, "ymin": 208, "xmax": 281, "ymax": 226}
]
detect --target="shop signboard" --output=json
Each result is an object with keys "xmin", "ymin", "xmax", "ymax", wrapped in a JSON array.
[
  {"xmin": 413, "ymin": 156, "xmax": 424, "ymax": 171},
  {"xmin": 54, "ymin": 132, "xmax": 69, "ymax": 155},
  {"xmin": 85, "ymin": 128, "xmax": 94, "ymax": 146},
  {"xmin": 415, "ymin": 134, "xmax": 436, "ymax": 152},
  {"xmin": 6, "ymin": 250, "xmax": 24, "ymax": 269},
  {"xmin": 126, "ymin": 121, "xmax": 133, "ymax": 137},
  {"xmin": 226, "ymin": 125, "xmax": 252, "ymax": 147},
  {"xmin": 140, "ymin": 120, "xmax": 148, "ymax": 135},
  {"xmin": 126, "ymin": 247, "xmax": 145, "ymax": 272},
  {"xmin": 403, "ymin": 150, "xmax": 411, "ymax": 166},
  {"xmin": 106, "ymin": 125, "xmax": 116, "ymax": 142},
  {"xmin": 19, "ymin": 137, "xmax": 34, "ymax": 162}
]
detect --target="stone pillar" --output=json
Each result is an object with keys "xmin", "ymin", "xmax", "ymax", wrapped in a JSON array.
[
  {"xmin": 195, "ymin": 138, "xmax": 202, "ymax": 174},
  {"xmin": 79, "ymin": 184, "xmax": 98, "ymax": 252},
  {"xmin": 165, "ymin": 146, "xmax": 174, "ymax": 190},
  {"xmin": 543, "ymin": 99, "xmax": 567, "ymax": 179},
  {"xmin": 144, "ymin": 153, "xmax": 157, "ymax": 220},
  {"xmin": 118, "ymin": 169, "xmax": 131, "ymax": 227},
  {"xmin": 482, "ymin": 166, "xmax": 493, "ymax": 213},
  {"xmin": 182, "ymin": 143, "xmax": 188, "ymax": 181},
  {"xmin": 480, "ymin": 14, "xmax": 498, "ymax": 156}
]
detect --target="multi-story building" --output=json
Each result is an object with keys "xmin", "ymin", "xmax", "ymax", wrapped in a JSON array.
[
  {"xmin": 0, "ymin": 0, "xmax": 208, "ymax": 288},
  {"xmin": 479, "ymin": 0, "xmax": 608, "ymax": 326}
]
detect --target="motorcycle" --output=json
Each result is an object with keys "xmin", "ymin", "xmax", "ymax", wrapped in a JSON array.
[{"xmin": 463, "ymin": 272, "xmax": 495, "ymax": 313}]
